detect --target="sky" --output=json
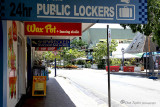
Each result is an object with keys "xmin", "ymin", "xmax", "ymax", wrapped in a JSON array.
[{"xmin": 91, "ymin": 23, "xmax": 130, "ymax": 29}]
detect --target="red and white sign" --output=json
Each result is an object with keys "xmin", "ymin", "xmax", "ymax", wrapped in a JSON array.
[
  {"xmin": 24, "ymin": 22, "xmax": 82, "ymax": 36},
  {"xmin": 108, "ymin": 29, "xmax": 111, "ymax": 46},
  {"xmin": 35, "ymin": 47, "xmax": 62, "ymax": 51}
]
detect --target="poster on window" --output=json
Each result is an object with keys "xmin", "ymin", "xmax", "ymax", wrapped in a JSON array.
[{"xmin": 8, "ymin": 21, "xmax": 17, "ymax": 99}]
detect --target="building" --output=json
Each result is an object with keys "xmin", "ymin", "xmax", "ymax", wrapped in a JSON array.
[
  {"xmin": 0, "ymin": 20, "xmax": 93, "ymax": 107},
  {"xmin": 78, "ymin": 28, "xmax": 139, "ymax": 59}
]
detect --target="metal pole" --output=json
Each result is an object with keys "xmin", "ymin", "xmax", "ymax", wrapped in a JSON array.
[
  {"xmin": 121, "ymin": 48, "xmax": 124, "ymax": 71},
  {"xmin": 146, "ymin": 51, "xmax": 147, "ymax": 77},
  {"xmin": 152, "ymin": 52, "xmax": 154, "ymax": 77},
  {"xmin": 60, "ymin": 52, "xmax": 61, "ymax": 66},
  {"xmin": 55, "ymin": 58, "xmax": 57, "ymax": 77},
  {"xmin": 107, "ymin": 25, "xmax": 111, "ymax": 107},
  {"xmin": 122, "ymin": 51, "xmax": 124, "ymax": 70}
]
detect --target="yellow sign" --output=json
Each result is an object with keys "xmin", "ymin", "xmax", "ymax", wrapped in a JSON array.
[
  {"xmin": 32, "ymin": 76, "xmax": 46, "ymax": 96},
  {"xmin": 35, "ymin": 83, "xmax": 44, "ymax": 90}
]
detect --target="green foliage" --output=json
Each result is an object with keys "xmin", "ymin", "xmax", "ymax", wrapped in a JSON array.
[
  {"xmin": 42, "ymin": 51, "xmax": 61, "ymax": 61},
  {"xmin": 71, "ymin": 39, "xmax": 88, "ymax": 49},
  {"xmin": 97, "ymin": 60, "xmax": 106, "ymax": 69},
  {"xmin": 85, "ymin": 63, "xmax": 91, "ymax": 68},
  {"xmin": 130, "ymin": 58, "xmax": 136, "ymax": 65},
  {"xmin": 124, "ymin": 58, "xmax": 136, "ymax": 66},
  {"xmin": 110, "ymin": 58, "xmax": 121, "ymax": 66},
  {"xmin": 76, "ymin": 60, "xmax": 85, "ymax": 65},
  {"xmin": 87, "ymin": 61, "xmax": 91, "ymax": 64},
  {"xmin": 62, "ymin": 48, "xmax": 86, "ymax": 65},
  {"xmin": 48, "ymin": 70, "xmax": 51, "ymax": 74},
  {"xmin": 121, "ymin": 0, "xmax": 160, "ymax": 46},
  {"xmin": 92, "ymin": 40, "xmax": 118, "ymax": 65},
  {"xmin": 124, "ymin": 61, "xmax": 132, "ymax": 66}
]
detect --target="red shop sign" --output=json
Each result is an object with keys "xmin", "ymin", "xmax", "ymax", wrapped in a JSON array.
[
  {"xmin": 24, "ymin": 22, "xmax": 81, "ymax": 36},
  {"xmin": 35, "ymin": 47, "xmax": 62, "ymax": 51}
]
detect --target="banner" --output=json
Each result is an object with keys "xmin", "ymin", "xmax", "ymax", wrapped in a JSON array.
[
  {"xmin": 35, "ymin": 47, "xmax": 62, "ymax": 51},
  {"xmin": 24, "ymin": 22, "xmax": 81, "ymax": 36},
  {"xmin": 32, "ymin": 39, "xmax": 70, "ymax": 47},
  {"xmin": 125, "ymin": 32, "xmax": 146, "ymax": 53},
  {"xmin": 0, "ymin": 0, "xmax": 147, "ymax": 24}
]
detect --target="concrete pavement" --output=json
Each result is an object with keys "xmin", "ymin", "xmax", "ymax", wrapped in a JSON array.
[
  {"xmin": 21, "ymin": 68, "xmax": 103, "ymax": 107},
  {"xmin": 20, "ymin": 68, "xmax": 159, "ymax": 107}
]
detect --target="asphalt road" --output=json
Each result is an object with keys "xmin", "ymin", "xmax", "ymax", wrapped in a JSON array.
[{"xmin": 50, "ymin": 68, "xmax": 160, "ymax": 107}]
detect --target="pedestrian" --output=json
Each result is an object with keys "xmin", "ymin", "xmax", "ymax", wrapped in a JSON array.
[{"xmin": 155, "ymin": 60, "xmax": 158, "ymax": 69}]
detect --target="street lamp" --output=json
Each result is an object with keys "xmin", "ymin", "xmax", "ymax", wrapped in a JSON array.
[{"xmin": 121, "ymin": 48, "xmax": 125, "ymax": 71}]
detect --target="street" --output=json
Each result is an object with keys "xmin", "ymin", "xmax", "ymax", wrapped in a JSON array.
[{"xmin": 49, "ymin": 68, "xmax": 160, "ymax": 107}]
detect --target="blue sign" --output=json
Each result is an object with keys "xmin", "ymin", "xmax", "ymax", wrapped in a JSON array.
[
  {"xmin": 0, "ymin": 0, "xmax": 147, "ymax": 24},
  {"xmin": 32, "ymin": 39, "xmax": 70, "ymax": 47}
]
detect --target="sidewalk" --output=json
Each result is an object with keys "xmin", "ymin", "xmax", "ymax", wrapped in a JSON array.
[
  {"xmin": 55, "ymin": 77, "xmax": 105, "ymax": 107},
  {"xmin": 21, "ymin": 71, "xmax": 102, "ymax": 107}
]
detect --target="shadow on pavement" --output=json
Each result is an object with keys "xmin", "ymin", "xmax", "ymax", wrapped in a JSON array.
[{"xmin": 22, "ymin": 78, "xmax": 76, "ymax": 107}]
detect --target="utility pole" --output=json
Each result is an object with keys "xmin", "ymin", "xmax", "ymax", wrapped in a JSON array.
[{"xmin": 107, "ymin": 25, "xmax": 111, "ymax": 107}]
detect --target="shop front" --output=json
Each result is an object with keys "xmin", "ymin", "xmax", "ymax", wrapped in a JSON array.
[{"xmin": 1, "ymin": 0, "xmax": 147, "ymax": 107}]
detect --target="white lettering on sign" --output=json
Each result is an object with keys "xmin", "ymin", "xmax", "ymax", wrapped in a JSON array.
[
  {"xmin": 37, "ymin": 4, "xmax": 115, "ymax": 18},
  {"xmin": 74, "ymin": 5, "xmax": 114, "ymax": 17},
  {"xmin": 37, "ymin": 4, "xmax": 71, "ymax": 16}
]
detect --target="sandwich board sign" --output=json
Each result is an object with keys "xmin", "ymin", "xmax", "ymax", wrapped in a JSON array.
[
  {"xmin": 0, "ymin": 0, "xmax": 147, "ymax": 24},
  {"xmin": 32, "ymin": 76, "xmax": 46, "ymax": 96}
]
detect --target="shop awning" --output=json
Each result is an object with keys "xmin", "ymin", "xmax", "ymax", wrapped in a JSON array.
[
  {"xmin": 142, "ymin": 52, "xmax": 160, "ymax": 57},
  {"xmin": 124, "ymin": 32, "xmax": 146, "ymax": 53},
  {"xmin": 112, "ymin": 53, "xmax": 141, "ymax": 59}
]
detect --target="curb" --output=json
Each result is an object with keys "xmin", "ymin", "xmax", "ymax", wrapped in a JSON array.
[{"xmin": 55, "ymin": 77, "xmax": 107, "ymax": 107}]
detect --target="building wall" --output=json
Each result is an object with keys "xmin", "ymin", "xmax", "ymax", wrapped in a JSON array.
[
  {"xmin": 7, "ymin": 21, "xmax": 27, "ymax": 107},
  {"xmin": 82, "ymin": 28, "xmax": 136, "ymax": 47},
  {"xmin": 0, "ymin": 20, "xmax": 4, "ymax": 107},
  {"xmin": 2, "ymin": 20, "xmax": 8, "ymax": 107}
]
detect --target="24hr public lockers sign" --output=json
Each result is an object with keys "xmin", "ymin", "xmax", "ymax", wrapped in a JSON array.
[{"xmin": 0, "ymin": 0, "xmax": 147, "ymax": 24}]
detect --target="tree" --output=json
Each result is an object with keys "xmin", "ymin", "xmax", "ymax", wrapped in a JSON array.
[
  {"xmin": 42, "ymin": 51, "xmax": 61, "ymax": 61},
  {"xmin": 121, "ymin": 0, "xmax": 160, "ymax": 45},
  {"xmin": 92, "ymin": 40, "xmax": 118, "ymax": 67},
  {"xmin": 62, "ymin": 48, "xmax": 86, "ymax": 65},
  {"xmin": 71, "ymin": 39, "xmax": 88, "ymax": 49}
]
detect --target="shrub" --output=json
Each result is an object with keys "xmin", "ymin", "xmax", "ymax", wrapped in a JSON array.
[
  {"xmin": 124, "ymin": 61, "xmax": 132, "ymax": 66},
  {"xmin": 65, "ymin": 64, "xmax": 78, "ymax": 69},
  {"xmin": 130, "ymin": 58, "xmax": 136, "ymax": 65},
  {"xmin": 85, "ymin": 63, "xmax": 91, "ymax": 68},
  {"xmin": 110, "ymin": 58, "xmax": 121, "ymax": 66},
  {"xmin": 48, "ymin": 70, "xmax": 51, "ymax": 74},
  {"xmin": 76, "ymin": 60, "xmax": 85, "ymax": 65},
  {"xmin": 98, "ymin": 60, "xmax": 105, "ymax": 69}
]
